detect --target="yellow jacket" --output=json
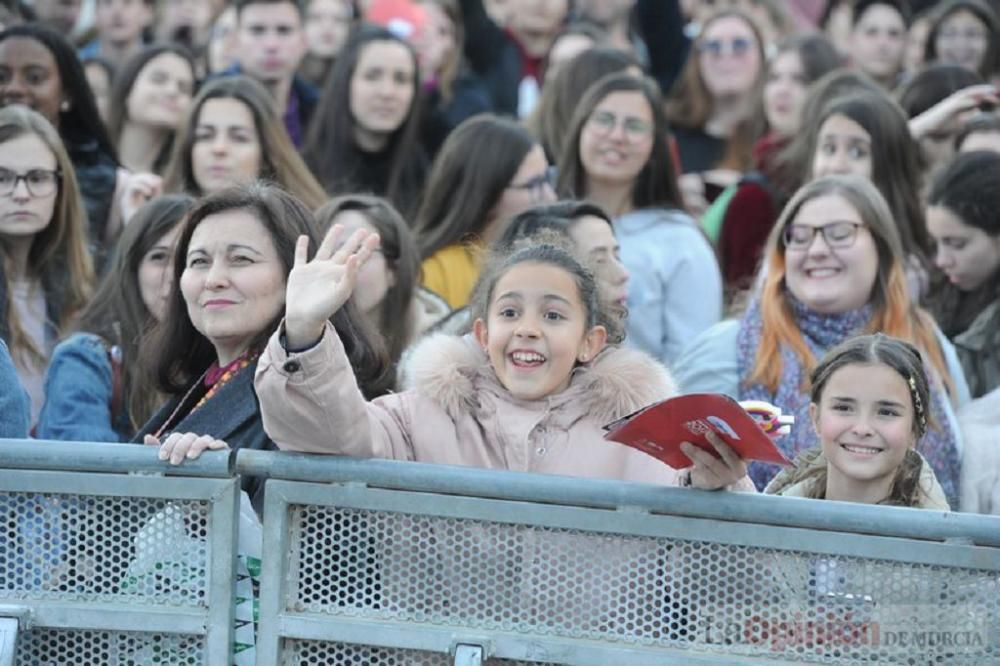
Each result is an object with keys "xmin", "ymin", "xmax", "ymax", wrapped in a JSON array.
[{"xmin": 420, "ymin": 242, "xmax": 482, "ymax": 309}]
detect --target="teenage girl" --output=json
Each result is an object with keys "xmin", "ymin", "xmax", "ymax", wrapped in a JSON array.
[
  {"xmin": 765, "ymin": 333, "xmax": 950, "ymax": 509},
  {"xmin": 249, "ymin": 231, "xmax": 752, "ymax": 491}
]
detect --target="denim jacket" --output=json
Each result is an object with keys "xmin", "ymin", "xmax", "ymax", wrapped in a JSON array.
[
  {"xmin": 0, "ymin": 339, "xmax": 29, "ymax": 438},
  {"xmin": 35, "ymin": 333, "xmax": 131, "ymax": 443}
]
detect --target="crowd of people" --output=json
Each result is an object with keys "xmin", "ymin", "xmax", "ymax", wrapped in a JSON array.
[{"xmin": 0, "ymin": 0, "xmax": 999, "ymax": 519}]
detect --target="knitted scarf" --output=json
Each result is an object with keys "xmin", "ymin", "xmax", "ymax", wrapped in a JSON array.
[{"xmin": 736, "ymin": 295, "xmax": 961, "ymax": 506}]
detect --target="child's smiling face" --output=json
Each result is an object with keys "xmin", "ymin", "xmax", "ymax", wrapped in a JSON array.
[
  {"xmin": 811, "ymin": 362, "xmax": 916, "ymax": 500},
  {"xmin": 474, "ymin": 261, "xmax": 606, "ymax": 401}
]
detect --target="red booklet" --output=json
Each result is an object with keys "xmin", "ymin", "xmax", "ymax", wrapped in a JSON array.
[{"xmin": 603, "ymin": 393, "xmax": 792, "ymax": 470}]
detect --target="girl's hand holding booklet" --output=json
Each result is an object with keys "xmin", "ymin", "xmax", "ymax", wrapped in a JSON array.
[{"xmin": 603, "ymin": 394, "xmax": 793, "ymax": 470}]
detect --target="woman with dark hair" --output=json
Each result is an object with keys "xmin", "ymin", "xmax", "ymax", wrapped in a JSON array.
[
  {"xmin": 106, "ymin": 44, "xmax": 197, "ymax": 175},
  {"xmin": 665, "ymin": 10, "xmax": 766, "ymax": 212},
  {"xmin": 36, "ymin": 195, "xmax": 195, "ymax": 442},
  {"xmin": 927, "ymin": 151, "xmax": 1000, "ymax": 398},
  {"xmin": 299, "ymin": 0, "xmax": 356, "ymax": 88},
  {"xmin": 304, "ymin": 24, "xmax": 427, "ymax": 216},
  {"xmin": 162, "ymin": 76, "xmax": 327, "ymax": 210},
  {"xmin": 558, "ymin": 72, "xmax": 721, "ymax": 364},
  {"xmin": 924, "ymin": 0, "xmax": 1000, "ymax": 82},
  {"xmin": 315, "ymin": 194, "xmax": 450, "ymax": 382},
  {"xmin": 0, "ymin": 106, "xmax": 95, "ymax": 424},
  {"xmin": 709, "ymin": 33, "xmax": 841, "ymax": 294},
  {"xmin": 808, "ymin": 89, "xmax": 934, "ymax": 297},
  {"xmin": 847, "ymin": 0, "xmax": 910, "ymax": 89},
  {"xmin": 776, "ymin": 68, "xmax": 884, "ymax": 198},
  {"xmin": 0, "ymin": 23, "xmax": 122, "ymax": 250},
  {"xmin": 527, "ymin": 46, "xmax": 641, "ymax": 164},
  {"xmin": 137, "ymin": 183, "xmax": 391, "ymax": 507},
  {"xmin": 415, "ymin": 113, "xmax": 552, "ymax": 309}
]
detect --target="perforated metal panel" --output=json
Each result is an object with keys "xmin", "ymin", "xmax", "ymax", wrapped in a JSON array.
[
  {"xmin": 286, "ymin": 641, "xmax": 552, "ymax": 665},
  {"xmin": 15, "ymin": 628, "xmax": 204, "ymax": 664},
  {"xmin": 0, "ymin": 492, "xmax": 209, "ymax": 606},
  {"xmin": 279, "ymin": 503, "xmax": 999, "ymax": 664}
]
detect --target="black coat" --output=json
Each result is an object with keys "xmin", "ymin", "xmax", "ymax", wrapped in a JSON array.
[{"xmin": 134, "ymin": 358, "xmax": 274, "ymax": 513}]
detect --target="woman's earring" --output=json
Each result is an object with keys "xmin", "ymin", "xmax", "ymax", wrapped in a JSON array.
[{"xmin": 60, "ymin": 100, "xmax": 70, "ymax": 112}]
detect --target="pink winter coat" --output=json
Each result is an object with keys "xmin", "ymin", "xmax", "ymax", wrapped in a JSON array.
[{"xmin": 255, "ymin": 323, "xmax": 689, "ymax": 486}]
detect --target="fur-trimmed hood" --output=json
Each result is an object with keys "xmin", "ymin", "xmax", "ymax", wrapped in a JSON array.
[{"xmin": 400, "ymin": 333, "xmax": 678, "ymax": 426}]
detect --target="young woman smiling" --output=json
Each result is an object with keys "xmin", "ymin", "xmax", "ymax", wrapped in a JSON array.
[{"xmin": 558, "ymin": 72, "xmax": 722, "ymax": 365}]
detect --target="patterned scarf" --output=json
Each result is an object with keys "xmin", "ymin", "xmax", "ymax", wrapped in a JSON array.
[{"xmin": 736, "ymin": 295, "xmax": 961, "ymax": 506}]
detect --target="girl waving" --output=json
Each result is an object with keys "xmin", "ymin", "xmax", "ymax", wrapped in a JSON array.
[{"xmin": 256, "ymin": 230, "xmax": 751, "ymax": 490}]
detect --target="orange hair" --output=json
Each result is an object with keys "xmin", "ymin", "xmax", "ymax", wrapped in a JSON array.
[{"xmin": 749, "ymin": 176, "xmax": 952, "ymax": 397}]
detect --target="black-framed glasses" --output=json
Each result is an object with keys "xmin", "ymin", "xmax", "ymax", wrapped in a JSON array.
[
  {"xmin": 0, "ymin": 168, "xmax": 60, "ymax": 198},
  {"xmin": 783, "ymin": 221, "xmax": 865, "ymax": 250},
  {"xmin": 507, "ymin": 166, "xmax": 557, "ymax": 202}
]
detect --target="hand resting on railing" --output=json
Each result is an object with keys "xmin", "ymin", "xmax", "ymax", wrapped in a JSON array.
[{"xmin": 144, "ymin": 432, "xmax": 230, "ymax": 465}]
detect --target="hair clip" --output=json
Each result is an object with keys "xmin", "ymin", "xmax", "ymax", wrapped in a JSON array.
[{"xmin": 908, "ymin": 375, "xmax": 927, "ymax": 433}]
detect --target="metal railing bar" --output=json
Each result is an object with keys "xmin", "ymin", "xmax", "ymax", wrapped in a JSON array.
[
  {"xmin": 0, "ymin": 469, "xmax": 237, "ymax": 501},
  {"xmin": 13, "ymin": 602, "xmax": 208, "ymax": 634},
  {"xmin": 238, "ymin": 451, "xmax": 1000, "ymax": 547},
  {"xmin": 0, "ymin": 439, "xmax": 232, "ymax": 478}
]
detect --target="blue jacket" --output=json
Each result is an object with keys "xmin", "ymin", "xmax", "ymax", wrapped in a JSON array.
[
  {"xmin": 617, "ymin": 208, "xmax": 723, "ymax": 365},
  {"xmin": 0, "ymin": 339, "xmax": 30, "ymax": 438},
  {"xmin": 36, "ymin": 333, "xmax": 131, "ymax": 443}
]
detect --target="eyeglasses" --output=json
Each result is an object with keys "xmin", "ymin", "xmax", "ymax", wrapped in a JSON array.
[
  {"xmin": 783, "ymin": 221, "xmax": 865, "ymax": 250},
  {"xmin": 586, "ymin": 110, "xmax": 653, "ymax": 141},
  {"xmin": 507, "ymin": 166, "xmax": 557, "ymax": 202},
  {"xmin": 0, "ymin": 168, "xmax": 60, "ymax": 198},
  {"xmin": 698, "ymin": 37, "xmax": 754, "ymax": 58}
]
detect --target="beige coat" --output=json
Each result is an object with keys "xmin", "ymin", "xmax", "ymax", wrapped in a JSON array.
[
  {"xmin": 959, "ymin": 387, "xmax": 1000, "ymax": 514},
  {"xmin": 764, "ymin": 450, "xmax": 951, "ymax": 510},
  {"xmin": 256, "ymin": 323, "xmax": 699, "ymax": 486}
]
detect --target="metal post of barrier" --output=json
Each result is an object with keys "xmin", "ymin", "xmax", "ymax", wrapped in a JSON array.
[
  {"xmin": 0, "ymin": 605, "xmax": 30, "ymax": 666},
  {"xmin": 0, "ymin": 619, "xmax": 17, "ymax": 666},
  {"xmin": 453, "ymin": 644, "xmax": 484, "ymax": 666}
]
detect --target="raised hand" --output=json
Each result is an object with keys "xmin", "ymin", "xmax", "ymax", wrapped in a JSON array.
[
  {"xmin": 119, "ymin": 172, "xmax": 164, "ymax": 226},
  {"xmin": 681, "ymin": 430, "xmax": 749, "ymax": 491},
  {"xmin": 284, "ymin": 224, "xmax": 380, "ymax": 350},
  {"xmin": 909, "ymin": 84, "xmax": 1000, "ymax": 140}
]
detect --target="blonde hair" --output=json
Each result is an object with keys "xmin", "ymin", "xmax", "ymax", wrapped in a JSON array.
[
  {"xmin": 750, "ymin": 175, "xmax": 950, "ymax": 395},
  {"xmin": 0, "ymin": 106, "xmax": 95, "ymax": 367}
]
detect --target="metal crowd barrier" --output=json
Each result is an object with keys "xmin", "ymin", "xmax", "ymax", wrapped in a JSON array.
[
  {"xmin": 2, "ymin": 440, "xmax": 1000, "ymax": 665},
  {"xmin": 0, "ymin": 440, "xmax": 239, "ymax": 666},
  {"xmin": 240, "ymin": 449, "xmax": 1000, "ymax": 666}
]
